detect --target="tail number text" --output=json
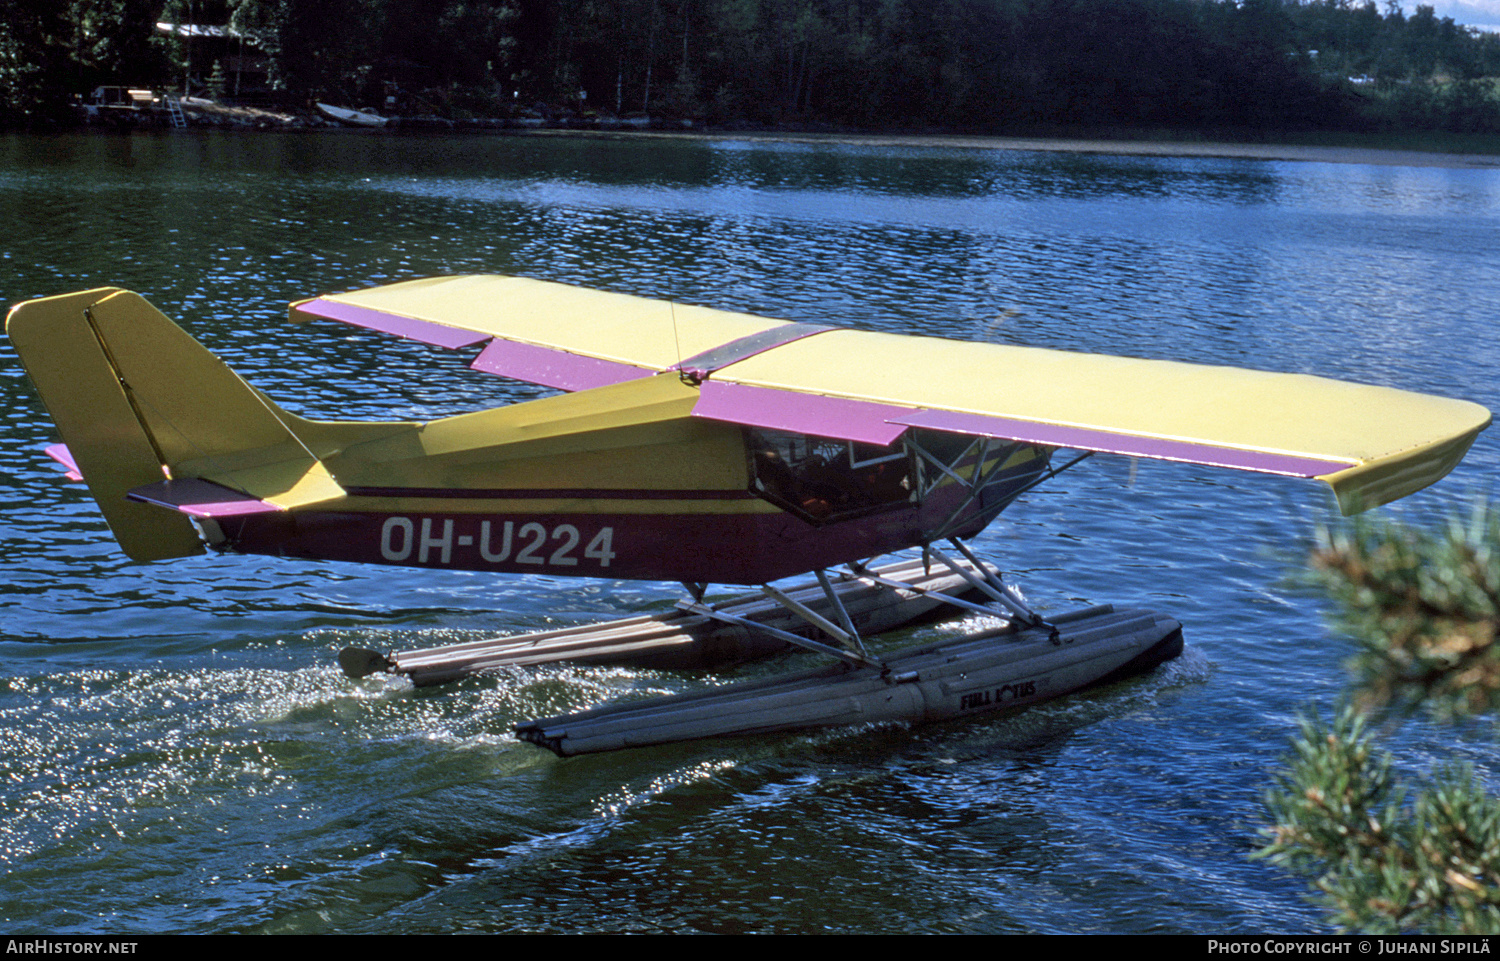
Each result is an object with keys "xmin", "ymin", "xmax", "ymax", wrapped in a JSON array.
[{"xmin": 380, "ymin": 518, "xmax": 616, "ymax": 568}]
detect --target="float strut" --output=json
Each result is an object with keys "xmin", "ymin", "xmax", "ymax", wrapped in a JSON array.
[
  {"xmin": 847, "ymin": 560, "xmax": 1013, "ymax": 620},
  {"xmin": 759, "ymin": 580, "xmax": 876, "ymax": 659},
  {"xmin": 931, "ymin": 540, "xmax": 1053, "ymax": 632},
  {"xmin": 813, "ymin": 569, "xmax": 868, "ymax": 656},
  {"xmin": 678, "ymin": 599, "xmax": 886, "ymax": 671},
  {"xmin": 678, "ymin": 572, "xmax": 887, "ymax": 672}
]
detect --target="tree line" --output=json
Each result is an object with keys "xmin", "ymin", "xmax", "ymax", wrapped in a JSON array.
[{"xmin": 4, "ymin": 0, "xmax": 1500, "ymax": 133}]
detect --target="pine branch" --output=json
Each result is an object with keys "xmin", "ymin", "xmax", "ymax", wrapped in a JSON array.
[
  {"xmin": 1310, "ymin": 501, "xmax": 1500, "ymax": 721},
  {"xmin": 1259, "ymin": 501, "xmax": 1500, "ymax": 934}
]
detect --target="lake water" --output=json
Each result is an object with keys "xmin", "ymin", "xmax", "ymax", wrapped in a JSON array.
[{"xmin": 1, "ymin": 129, "xmax": 1497, "ymax": 934}]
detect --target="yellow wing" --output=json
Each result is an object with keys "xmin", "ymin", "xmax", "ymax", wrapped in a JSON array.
[
  {"xmin": 697, "ymin": 329, "xmax": 1489, "ymax": 515},
  {"xmin": 292, "ymin": 275, "xmax": 793, "ymax": 390},
  {"xmin": 294, "ymin": 276, "xmax": 1490, "ymax": 514}
]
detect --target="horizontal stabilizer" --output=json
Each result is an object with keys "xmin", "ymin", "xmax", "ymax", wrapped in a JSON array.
[
  {"xmin": 126, "ymin": 455, "xmax": 345, "ymax": 518},
  {"xmin": 171, "ymin": 451, "xmax": 344, "ymax": 511},
  {"xmin": 127, "ymin": 478, "xmax": 283, "ymax": 518}
]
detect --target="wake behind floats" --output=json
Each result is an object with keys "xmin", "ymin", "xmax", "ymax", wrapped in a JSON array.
[{"xmin": 7, "ymin": 277, "xmax": 1490, "ymax": 756}]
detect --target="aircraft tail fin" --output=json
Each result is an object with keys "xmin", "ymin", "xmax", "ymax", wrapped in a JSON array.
[{"xmin": 7, "ymin": 288, "xmax": 343, "ymax": 561}]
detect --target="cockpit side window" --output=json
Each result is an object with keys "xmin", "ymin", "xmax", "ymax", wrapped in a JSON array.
[{"xmin": 746, "ymin": 429, "xmax": 917, "ymax": 524}]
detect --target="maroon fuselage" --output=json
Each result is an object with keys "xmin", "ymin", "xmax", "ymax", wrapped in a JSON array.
[{"xmin": 210, "ymin": 443, "xmax": 1048, "ymax": 585}]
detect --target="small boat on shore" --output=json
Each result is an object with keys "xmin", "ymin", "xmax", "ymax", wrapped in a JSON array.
[{"xmin": 315, "ymin": 102, "xmax": 388, "ymax": 128}]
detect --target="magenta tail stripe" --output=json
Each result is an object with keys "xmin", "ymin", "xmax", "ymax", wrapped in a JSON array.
[
  {"xmin": 45, "ymin": 443, "xmax": 83, "ymax": 481},
  {"xmin": 127, "ymin": 479, "xmax": 284, "ymax": 518}
]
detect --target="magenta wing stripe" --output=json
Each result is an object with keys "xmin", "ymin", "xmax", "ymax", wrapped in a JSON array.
[
  {"xmin": 470, "ymin": 339, "xmax": 656, "ymax": 392},
  {"xmin": 127, "ymin": 479, "xmax": 284, "ymax": 518},
  {"xmin": 693, "ymin": 382, "xmax": 912, "ymax": 446},
  {"xmin": 296, "ymin": 298, "xmax": 491, "ymax": 350},
  {"xmin": 891, "ymin": 409, "xmax": 1355, "ymax": 477}
]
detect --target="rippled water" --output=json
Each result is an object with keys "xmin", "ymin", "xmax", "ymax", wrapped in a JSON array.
[{"xmin": 1, "ymin": 130, "xmax": 1497, "ymax": 933}]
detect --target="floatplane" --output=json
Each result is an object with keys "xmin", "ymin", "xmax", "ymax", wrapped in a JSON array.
[{"xmin": 7, "ymin": 277, "xmax": 1490, "ymax": 756}]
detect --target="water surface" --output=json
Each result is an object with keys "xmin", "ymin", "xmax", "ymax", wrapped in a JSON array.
[{"xmin": 1, "ymin": 130, "xmax": 1496, "ymax": 934}]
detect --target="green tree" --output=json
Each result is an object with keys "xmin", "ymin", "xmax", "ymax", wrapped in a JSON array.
[
  {"xmin": 0, "ymin": 0, "xmax": 77, "ymax": 124},
  {"xmin": 71, "ymin": 0, "xmax": 169, "ymax": 87},
  {"xmin": 380, "ymin": 0, "xmax": 517, "ymax": 95},
  {"xmin": 1258, "ymin": 503, "xmax": 1500, "ymax": 933},
  {"xmin": 224, "ymin": 0, "xmax": 381, "ymax": 99}
]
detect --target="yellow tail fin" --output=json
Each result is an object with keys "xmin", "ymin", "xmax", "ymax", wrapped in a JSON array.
[{"xmin": 7, "ymin": 289, "xmax": 342, "ymax": 561}]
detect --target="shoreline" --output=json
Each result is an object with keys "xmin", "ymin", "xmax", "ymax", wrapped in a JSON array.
[
  {"xmin": 72, "ymin": 98, "xmax": 1500, "ymax": 169},
  {"xmin": 514, "ymin": 126, "xmax": 1500, "ymax": 169}
]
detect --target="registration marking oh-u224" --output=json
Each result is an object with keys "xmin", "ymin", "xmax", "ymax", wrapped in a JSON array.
[{"xmin": 380, "ymin": 517, "xmax": 617, "ymax": 568}]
